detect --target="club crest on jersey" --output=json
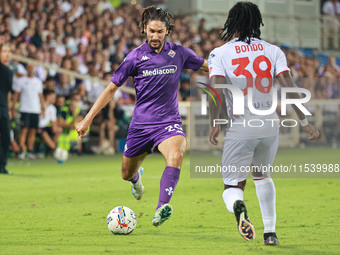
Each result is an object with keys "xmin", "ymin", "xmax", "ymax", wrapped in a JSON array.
[
  {"xmin": 168, "ymin": 50, "xmax": 176, "ymax": 58},
  {"xmin": 141, "ymin": 55, "xmax": 150, "ymax": 61},
  {"xmin": 208, "ymin": 53, "xmax": 215, "ymax": 65}
]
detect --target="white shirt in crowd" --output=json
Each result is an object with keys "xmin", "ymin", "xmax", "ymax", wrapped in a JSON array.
[
  {"xmin": 10, "ymin": 15, "xmax": 28, "ymax": 37},
  {"xmin": 84, "ymin": 80, "xmax": 105, "ymax": 103},
  {"xmin": 58, "ymin": 0, "xmax": 72, "ymax": 12},
  {"xmin": 323, "ymin": 0, "xmax": 340, "ymax": 17},
  {"xmin": 14, "ymin": 76, "xmax": 43, "ymax": 114},
  {"xmin": 39, "ymin": 104, "xmax": 57, "ymax": 128},
  {"xmin": 34, "ymin": 65, "xmax": 47, "ymax": 82}
]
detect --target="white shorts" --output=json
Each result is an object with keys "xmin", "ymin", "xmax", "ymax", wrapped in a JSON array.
[{"xmin": 221, "ymin": 135, "xmax": 279, "ymax": 186}]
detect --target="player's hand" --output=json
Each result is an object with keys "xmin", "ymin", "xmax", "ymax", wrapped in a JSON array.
[
  {"xmin": 209, "ymin": 125, "xmax": 221, "ymax": 145},
  {"xmin": 303, "ymin": 124, "xmax": 320, "ymax": 141},
  {"xmin": 76, "ymin": 119, "xmax": 90, "ymax": 139}
]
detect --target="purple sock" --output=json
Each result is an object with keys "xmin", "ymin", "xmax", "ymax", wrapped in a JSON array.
[
  {"xmin": 157, "ymin": 166, "xmax": 181, "ymax": 209},
  {"xmin": 129, "ymin": 171, "xmax": 139, "ymax": 183}
]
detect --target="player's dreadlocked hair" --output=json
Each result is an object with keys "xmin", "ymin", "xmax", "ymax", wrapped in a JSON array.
[
  {"xmin": 139, "ymin": 6, "xmax": 175, "ymax": 35},
  {"xmin": 219, "ymin": 2, "xmax": 263, "ymax": 44}
]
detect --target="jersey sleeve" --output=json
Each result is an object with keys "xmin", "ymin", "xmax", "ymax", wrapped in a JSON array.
[
  {"xmin": 274, "ymin": 47, "xmax": 290, "ymax": 77},
  {"xmin": 181, "ymin": 46, "xmax": 204, "ymax": 71},
  {"xmin": 110, "ymin": 52, "xmax": 137, "ymax": 87},
  {"xmin": 208, "ymin": 49, "xmax": 225, "ymax": 78}
]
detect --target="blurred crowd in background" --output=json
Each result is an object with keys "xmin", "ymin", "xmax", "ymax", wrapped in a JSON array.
[{"xmin": 1, "ymin": 0, "xmax": 340, "ymax": 158}]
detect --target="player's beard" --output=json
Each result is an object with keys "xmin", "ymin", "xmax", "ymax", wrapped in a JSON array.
[{"xmin": 148, "ymin": 40, "xmax": 163, "ymax": 51}]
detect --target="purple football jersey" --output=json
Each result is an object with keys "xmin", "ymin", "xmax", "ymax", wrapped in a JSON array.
[{"xmin": 111, "ymin": 40, "xmax": 204, "ymax": 127}]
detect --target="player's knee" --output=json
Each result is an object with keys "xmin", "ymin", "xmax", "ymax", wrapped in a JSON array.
[
  {"xmin": 121, "ymin": 164, "xmax": 134, "ymax": 180},
  {"xmin": 166, "ymin": 150, "xmax": 184, "ymax": 167},
  {"xmin": 224, "ymin": 180, "xmax": 246, "ymax": 191},
  {"xmin": 121, "ymin": 170, "xmax": 131, "ymax": 181},
  {"xmin": 20, "ymin": 128, "xmax": 28, "ymax": 135}
]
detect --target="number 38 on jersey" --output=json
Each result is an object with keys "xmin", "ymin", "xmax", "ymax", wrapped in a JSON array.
[{"xmin": 232, "ymin": 55, "xmax": 272, "ymax": 96}]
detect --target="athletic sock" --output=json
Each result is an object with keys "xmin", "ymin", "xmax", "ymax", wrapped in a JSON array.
[
  {"xmin": 253, "ymin": 177, "xmax": 276, "ymax": 233},
  {"xmin": 222, "ymin": 188, "xmax": 244, "ymax": 213},
  {"xmin": 129, "ymin": 171, "xmax": 139, "ymax": 184},
  {"xmin": 156, "ymin": 166, "xmax": 180, "ymax": 210}
]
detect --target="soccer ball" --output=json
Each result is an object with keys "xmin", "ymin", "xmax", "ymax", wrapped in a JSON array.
[
  {"xmin": 54, "ymin": 148, "xmax": 68, "ymax": 162},
  {"xmin": 106, "ymin": 206, "xmax": 137, "ymax": 235}
]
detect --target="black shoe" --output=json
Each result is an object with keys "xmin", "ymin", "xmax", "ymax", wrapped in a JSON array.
[
  {"xmin": 233, "ymin": 200, "xmax": 255, "ymax": 241},
  {"xmin": 264, "ymin": 232, "xmax": 280, "ymax": 245},
  {"xmin": 0, "ymin": 169, "xmax": 13, "ymax": 175}
]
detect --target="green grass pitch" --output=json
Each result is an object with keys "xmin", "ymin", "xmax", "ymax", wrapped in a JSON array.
[{"xmin": 1, "ymin": 148, "xmax": 339, "ymax": 255}]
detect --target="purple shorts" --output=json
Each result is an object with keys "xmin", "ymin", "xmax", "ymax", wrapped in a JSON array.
[{"xmin": 123, "ymin": 122, "xmax": 186, "ymax": 158}]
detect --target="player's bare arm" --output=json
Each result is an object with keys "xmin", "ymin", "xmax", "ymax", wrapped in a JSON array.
[
  {"xmin": 76, "ymin": 82, "xmax": 119, "ymax": 138},
  {"xmin": 208, "ymin": 75, "xmax": 226, "ymax": 145},
  {"xmin": 199, "ymin": 59, "xmax": 209, "ymax": 72},
  {"xmin": 277, "ymin": 71, "xmax": 320, "ymax": 141}
]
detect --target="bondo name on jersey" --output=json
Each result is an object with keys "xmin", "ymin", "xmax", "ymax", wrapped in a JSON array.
[
  {"xmin": 142, "ymin": 65, "xmax": 177, "ymax": 76},
  {"xmin": 235, "ymin": 43, "xmax": 263, "ymax": 53}
]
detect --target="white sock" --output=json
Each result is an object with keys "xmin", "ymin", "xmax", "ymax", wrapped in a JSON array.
[
  {"xmin": 222, "ymin": 188, "xmax": 244, "ymax": 213},
  {"xmin": 253, "ymin": 178, "xmax": 276, "ymax": 233}
]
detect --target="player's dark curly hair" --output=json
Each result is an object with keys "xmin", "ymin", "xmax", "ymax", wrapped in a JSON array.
[
  {"xmin": 219, "ymin": 1, "xmax": 263, "ymax": 44},
  {"xmin": 139, "ymin": 6, "xmax": 175, "ymax": 35}
]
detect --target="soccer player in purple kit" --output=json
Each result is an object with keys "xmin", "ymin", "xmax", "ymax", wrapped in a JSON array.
[{"xmin": 76, "ymin": 6, "xmax": 208, "ymax": 227}]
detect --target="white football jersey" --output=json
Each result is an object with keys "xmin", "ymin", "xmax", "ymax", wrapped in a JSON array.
[
  {"xmin": 39, "ymin": 104, "xmax": 57, "ymax": 128},
  {"xmin": 208, "ymin": 37, "xmax": 290, "ymax": 139},
  {"xmin": 14, "ymin": 76, "xmax": 43, "ymax": 114}
]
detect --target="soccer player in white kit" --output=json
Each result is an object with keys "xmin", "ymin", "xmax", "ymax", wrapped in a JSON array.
[{"xmin": 208, "ymin": 2, "xmax": 319, "ymax": 245}]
